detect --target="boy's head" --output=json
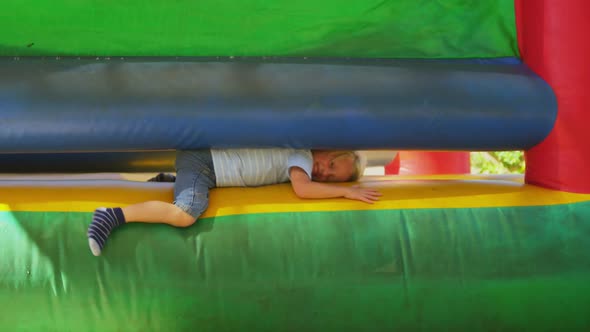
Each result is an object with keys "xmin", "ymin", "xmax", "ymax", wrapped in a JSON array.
[{"xmin": 310, "ymin": 150, "xmax": 366, "ymax": 182}]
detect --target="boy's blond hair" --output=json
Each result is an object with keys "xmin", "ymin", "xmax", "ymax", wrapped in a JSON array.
[
  {"xmin": 349, "ymin": 151, "xmax": 367, "ymax": 181},
  {"xmin": 331, "ymin": 151, "xmax": 367, "ymax": 182}
]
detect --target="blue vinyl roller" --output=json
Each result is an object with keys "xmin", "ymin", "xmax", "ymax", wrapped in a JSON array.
[{"xmin": 0, "ymin": 57, "xmax": 556, "ymax": 153}]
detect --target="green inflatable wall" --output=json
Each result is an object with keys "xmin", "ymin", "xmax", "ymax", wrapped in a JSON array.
[
  {"xmin": 2, "ymin": 203, "xmax": 590, "ymax": 331},
  {"xmin": 1, "ymin": 0, "xmax": 518, "ymax": 57}
]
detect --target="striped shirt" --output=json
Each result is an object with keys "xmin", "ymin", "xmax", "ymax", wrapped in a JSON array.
[{"xmin": 210, "ymin": 148, "xmax": 313, "ymax": 187}]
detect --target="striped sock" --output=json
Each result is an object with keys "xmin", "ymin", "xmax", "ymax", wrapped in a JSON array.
[{"xmin": 87, "ymin": 207, "xmax": 126, "ymax": 256}]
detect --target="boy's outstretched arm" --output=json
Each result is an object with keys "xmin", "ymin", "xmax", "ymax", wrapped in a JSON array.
[{"xmin": 289, "ymin": 167, "xmax": 381, "ymax": 204}]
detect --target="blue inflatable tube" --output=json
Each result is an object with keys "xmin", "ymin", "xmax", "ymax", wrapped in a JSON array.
[{"xmin": 0, "ymin": 57, "xmax": 556, "ymax": 152}]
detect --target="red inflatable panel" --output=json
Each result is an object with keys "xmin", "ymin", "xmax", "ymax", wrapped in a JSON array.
[
  {"xmin": 384, "ymin": 153, "xmax": 401, "ymax": 175},
  {"xmin": 517, "ymin": 0, "xmax": 590, "ymax": 193},
  {"xmin": 385, "ymin": 152, "xmax": 470, "ymax": 175}
]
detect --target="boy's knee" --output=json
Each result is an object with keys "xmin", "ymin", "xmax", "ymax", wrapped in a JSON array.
[
  {"xmin": 173, "ymin": 192, "xmax": 209, "ymax": 227},
  {"xmin": 173, "ymin": 208, "xmax": 199, "ymax": 227}
]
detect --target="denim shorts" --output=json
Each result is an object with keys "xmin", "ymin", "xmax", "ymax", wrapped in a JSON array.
[{"xmin": 173, "ymin": 150, "xmax": 217, "ymax": 219}]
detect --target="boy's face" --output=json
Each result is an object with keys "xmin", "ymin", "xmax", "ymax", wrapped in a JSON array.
[{"xmin": 311, "ymin": 151, "xmax": 355, "ymax": 182}]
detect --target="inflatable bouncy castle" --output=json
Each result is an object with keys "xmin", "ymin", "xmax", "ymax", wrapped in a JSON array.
[{"xmin": 1, "ymin": 1, "xmax": 589, "ymax": 330}]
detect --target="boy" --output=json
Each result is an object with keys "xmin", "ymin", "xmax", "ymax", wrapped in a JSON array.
[{"xmin": 88, "ymin": 148, "xmax": 381, "ymax": 256}]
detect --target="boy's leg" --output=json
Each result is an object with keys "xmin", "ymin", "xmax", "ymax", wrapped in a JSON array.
[
  {"xmin": 87, "ymin": 150, "xmax": 216, "ymax": 256},
  {"xmin": 87, "ymin": 201, "xmax": 196, "ymax": 256},
  {"xmin": 124, "ymin": 201, "xmax": 195, "ymax": 225}
]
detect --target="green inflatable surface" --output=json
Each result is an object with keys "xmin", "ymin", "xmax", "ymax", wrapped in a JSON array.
[
  {"xmin": 1, "ymin": 0, "xmax": 518, "ymax": 58},
  {"xmin": 2, "ymin": 203, "xmax": 590, "ymax": 331}
]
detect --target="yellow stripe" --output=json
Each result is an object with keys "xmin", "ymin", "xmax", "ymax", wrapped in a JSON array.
[{"xmin": 0, "ymin": 175, "xmax": 589, "ymax": 217}]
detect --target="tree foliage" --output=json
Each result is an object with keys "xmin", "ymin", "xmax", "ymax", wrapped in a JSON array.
[{"xmin": 471, "ymin": 151, "xmax": 525, "ymax": 174}]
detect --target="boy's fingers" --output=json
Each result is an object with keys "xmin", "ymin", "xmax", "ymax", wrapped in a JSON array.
[
  {"xmin": 364, "ymin": 189, "xmax": 381, "ymax": 194},
  {"xmin": 362, "ymin": 194, "xmax": 379, "ymax": 202}
]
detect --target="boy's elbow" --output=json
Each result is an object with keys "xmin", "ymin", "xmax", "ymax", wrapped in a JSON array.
[
  {"xmin": 291, "ymin": 182, "xmax": 310, "ymax": 199},
  {"xmin": 293, "ymin": 186, "xmax": 308, "ymax": 199}
]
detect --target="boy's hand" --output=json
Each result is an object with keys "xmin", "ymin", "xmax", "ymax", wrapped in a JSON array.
[
  {"xmin": 344, "ymin": 186, "xmax": 382, "ymax": 204},
  {"xmin": 289, "ymin": 167, "xmax": 382, "ymax": 203}
]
